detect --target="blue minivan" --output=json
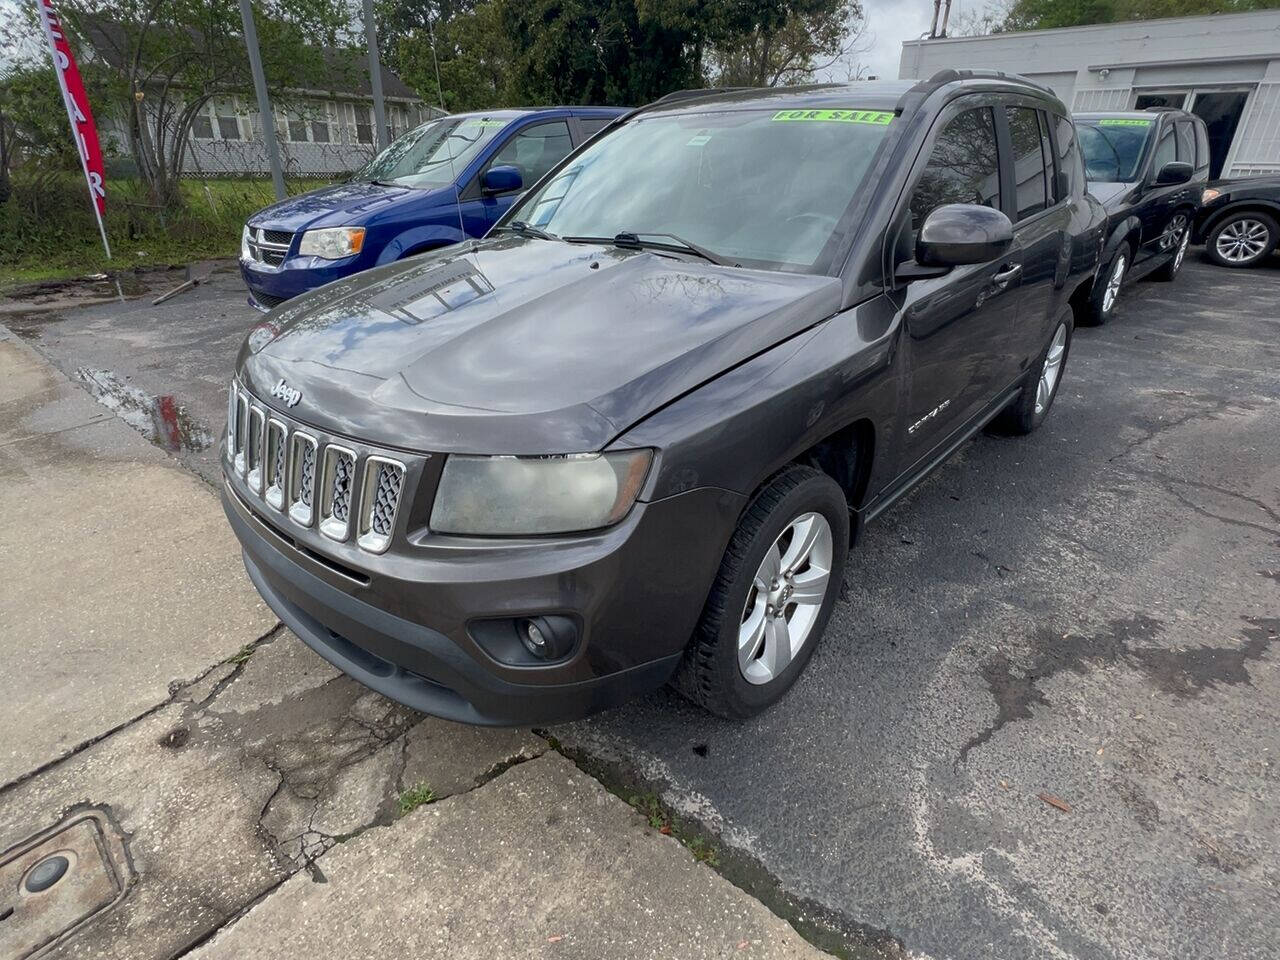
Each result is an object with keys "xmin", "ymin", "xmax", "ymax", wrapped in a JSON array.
[{"xmin": 239, "ymin": 107, "xmax": 626, "ymax": 311}]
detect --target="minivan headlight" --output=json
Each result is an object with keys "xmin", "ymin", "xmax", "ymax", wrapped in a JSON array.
[
  {"xmin": 299, "ymin": 226, "xmax": 366, "ymax": 259},
  {"xmin": 240, "ymin": 225, "xmax": 252, "ymax": 261},
  {"xmin": 430, "ymin": 451, "xmax": 653, "ymax": 536}
]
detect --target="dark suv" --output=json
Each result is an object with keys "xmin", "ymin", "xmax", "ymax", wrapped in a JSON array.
[
  {"xmin": 221, "ymin": 71, "xmax": 1104, "ymax": 724},
  {"xmin": 1075, "ymin": 109, "xmax": 1209, "ymax": 323}
]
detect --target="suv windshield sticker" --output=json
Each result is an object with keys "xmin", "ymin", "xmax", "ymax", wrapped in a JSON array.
[
  {"xmin": 686, "ymin": 133, "xmax": 712, "ymax": 146},
  {"xmin": 1098, "ymin": 118, "xmax": 1152, "ymax": 127},
  {"xmin": 771, "ymin": 109, "xmax": 894, "ymax": 125},
  {"xmin": 466, "ymin": 119, "xmax": 508, "ymax": 128}
]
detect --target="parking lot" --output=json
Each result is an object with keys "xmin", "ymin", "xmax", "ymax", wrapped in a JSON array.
[{"xmin": 3, "ymin": 252, "xmax": 1278, "ymax": 959}]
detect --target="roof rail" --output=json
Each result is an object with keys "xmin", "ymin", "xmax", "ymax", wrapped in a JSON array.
[
  {"xmin": 897, "ymin": 67, "xmax": 1057, "ymax": 114},
  {"xmin": 1141, "ymin": 105, "xmax": 1180, "ymax": 113},
  {"xmin": 648, "ymin": 87, "xmax": 756, "ymax": 106}
]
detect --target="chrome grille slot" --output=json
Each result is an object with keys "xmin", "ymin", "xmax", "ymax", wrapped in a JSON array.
[
  {"xmin": 233, "ymin": 395, "xmax": 249, "ymax": 475},
  {"xmin": 225, "ymin": 382, "xmax": 238, "ymax": 462},
  {"xmin": 288, "ymin": 433, "xmax": 318, "ymax": 526},
  {"xmin": 319, "ymin": 445, "xmax": 357, "ymax": 541},
  {"xmin": 246, "ymin": 406, "xmax": 266, "ymax": 492},
  {"xmin": 357, "ymin": 457, "xmax": 405, "ymax": 554},
  {"xmin": 264, "ymin": 419, "xmax": 287, "ymax": 509}
]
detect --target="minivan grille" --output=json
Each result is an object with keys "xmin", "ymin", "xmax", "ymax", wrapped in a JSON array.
[
  {"xmin": 245, "ymin": 226, "xmax": 293, "ymax": 266},
  {"xmin": 226, "ymin": 380, "xmax": 409, "ymax": 554}
]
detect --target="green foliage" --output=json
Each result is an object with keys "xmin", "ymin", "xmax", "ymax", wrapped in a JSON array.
[
  {"xmin": 1002, "ymin": 0, "xmax": 1280, "ymax": 31},
  {"xmin": 397, "ymin": 782, "xmax": 438, "ymax": 815},
  {"xmin": 0, "ymin": 65, "xmax": 86, "ymax": 169}
]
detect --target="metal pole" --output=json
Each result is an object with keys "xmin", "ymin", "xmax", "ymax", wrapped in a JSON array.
[
  {"xmin": 363, "ymin": 0, "xmax": 389, "ymax": 150},
  {"xmin": 239, "ymin": 0, "xmax": 286, "ymax": 200}
]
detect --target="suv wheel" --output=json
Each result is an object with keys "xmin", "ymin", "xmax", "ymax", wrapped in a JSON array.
[
  {"xmin": 1152, "ymin": 213, "xmax": 1191, "ymax": 281},
  {"xmin": 675, "ymin": 465, "xmax": 849, "ymax": 718},
  {"xmin": 1088, "ymin": 243, "xmax": 1129, "ymax": 325},
  {"xmin": 1206, "ymin": 211, "xmax": 1278, "ymax": 268},
  {"xmin": 995, "ymin": 309, "xmax": 1073, "ymax": 435}
]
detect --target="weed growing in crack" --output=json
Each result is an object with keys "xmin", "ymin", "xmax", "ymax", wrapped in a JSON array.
[
  {"xmin": 397, "ymin": 783, "xmax": 437, "ymax": 816},
  {"xmin": 627, "ymin": 793, "xmax": 719, "ymax": 866},
  {"xmin": 227, "ymin": 644, "xmax": 256, "ymax": 665}
]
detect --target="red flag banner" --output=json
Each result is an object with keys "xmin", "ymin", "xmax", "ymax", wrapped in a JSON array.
[{"xmin": 36, "ymin": 0, "xmax": 110, "ymax": 252}]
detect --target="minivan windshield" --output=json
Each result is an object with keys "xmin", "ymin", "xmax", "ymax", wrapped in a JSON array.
[
  {"xmin": 352, "ymin": 116, "xmax": 511, "ymax": 189},
  {"xmin": 1077, "ymin": 118, "xmax": 1155, "ymax": 182},
  {"xmin": 509, "ymin": 107, "xmax": 895, "ymax": 271}
]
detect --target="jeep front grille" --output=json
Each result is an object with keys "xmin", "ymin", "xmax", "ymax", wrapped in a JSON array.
[{"xmin": 226, "ymin": 380, "xmax": 412, "ymax": 554}]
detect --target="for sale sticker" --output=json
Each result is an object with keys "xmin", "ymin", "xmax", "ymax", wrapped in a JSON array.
[
  {"xmin": 1098, "ymin": 118, "xmax": 1153, "ymax": 127},
  {"xmin": 771, "ymin": 109, "xmax": 894, "ymax": 125}
]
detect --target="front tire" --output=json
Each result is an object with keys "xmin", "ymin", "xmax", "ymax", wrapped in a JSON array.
[
  {"xmin": 1205, "ymin": 211, "xmax": 1278, "ymax": 268},
  {"xmin": 1088, "ymin": 243, "xmax": 1129, "ymax": 325},
  {"xmin": 995, "ymin": 309, "xmax": 1073, "ymax": 435},
  {"xmin": 674, "ymin": 465, "xmax": 849, "ymax": 719}
]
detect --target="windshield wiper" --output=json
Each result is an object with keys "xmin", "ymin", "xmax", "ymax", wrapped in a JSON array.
[
  {"xmin": 500, "ymin": 220, "xmax": 560, "ymax": 242},
  {"xmin": 564, "ymin": 231, "xmax": 736, "ymax": 266}
]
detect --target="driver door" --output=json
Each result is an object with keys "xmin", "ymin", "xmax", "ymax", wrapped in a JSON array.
[
  {"xmin": 894, "ymin": 101, "xmax": 1024, "ymax": 466},
  {"xmin": 461, "ymin": 120, "xmax": 575, "ymax": 233}
]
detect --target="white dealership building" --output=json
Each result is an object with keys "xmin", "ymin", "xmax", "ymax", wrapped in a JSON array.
[{"xmin": 899, "ymin": 10, "xmax": 1280, "ymax": 180}]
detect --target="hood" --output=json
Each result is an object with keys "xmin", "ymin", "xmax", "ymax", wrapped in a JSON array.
[
  {"xmin": 238, "ymin": 236, "xmax": 840, "ymax": 454},
  {"xmin": 248, "ymin": 180, "xmax": 437, "ymax": 232},
  {"xmin": 1085, "ymin": 180, "xmax": 1134, "ymax": 210}
]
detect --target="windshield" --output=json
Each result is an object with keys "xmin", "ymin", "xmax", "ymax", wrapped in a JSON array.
[
  {"xmin": 1078, "ymin": 119, "xmax": 1155, "ymax": 182},
  {"xmin": 352, "ymin": 116, "xmax": 511, "ymax": 189},
  {"xmin": 509, "ymin": 107, "xmax": 895, "ymax": 271}
]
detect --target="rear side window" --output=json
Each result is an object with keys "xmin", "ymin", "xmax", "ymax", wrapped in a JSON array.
[
  {"xmin": 1174, "ymin": 121, "xmax": 1196, "ymax": 165},
  {"xmin": 1194, "ymin": 121, "xmax": 1210, "ymax": 171},
  {"xmin": 578, "ymin": 116, "xmax": 613, "ymax": 137},
  {"xmin": 1006, "ymin": 106, "xmax": 1050, "ymax": 220},
  {"xmin": 909, "ymin": 107, "xmax": 1001, "ymax": 228},
  {"xmin": 490, "ymin": 120, "xmax": 573, "ymax": 187},
  {"xmin": 1152, "ymin": 126, "xmax": 1176, "ymax": 172},
  {"xmin": 1055, "ymin": 115, "xmax": 1079, "ymax": 196}
]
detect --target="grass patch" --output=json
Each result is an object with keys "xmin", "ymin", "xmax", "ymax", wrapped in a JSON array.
[
  {"xmin": 397, "ymin": 782, "xmax": 437, "ymax": 816},
  {"xmin": 627, "ymin": 791, "xmax": 719, "ymax": 867},
  {"xmin": 1, "ymin": 173, "xmax": 332, "ymax": 289},
  {"xmin": 226, "ymin": 644, "xmax": 256, "ymax": 665}
]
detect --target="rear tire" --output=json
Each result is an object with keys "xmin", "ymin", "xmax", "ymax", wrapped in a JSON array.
[
  {"xmin": 994, "ymin": 309, "xmax": 1073, "ymax": 436},
  {"xmin": 674, "ymin": 465, "xmax": 849, "ymax": 719},
  {"xmin": 1205, "ymin": 211, "xmax": 1278, "ymax": 268},
  {"xmin": 1088, "ymin": 243, "xmax": 1129, "ymax": 326},
  {"xmin": 1152, "ymin": 213, "xmax": 1191, "ymax": 281}
]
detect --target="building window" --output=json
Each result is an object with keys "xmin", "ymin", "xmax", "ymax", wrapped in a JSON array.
[
  {"xmin": 345, "ymin": 103, "xmax": 374, "ymax": 144},
  {"xmin": 191, "ymin": 99, "xmax": 243, "ymax": 142},
  {"xmin": 192, "ymin": 111, "xmax": 215, "ymax": 140},
  {"xmin": 215, "ymin": 100, "xmax": 242, "ymax": 141}
]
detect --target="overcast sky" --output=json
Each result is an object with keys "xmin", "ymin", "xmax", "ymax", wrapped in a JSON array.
[{"xmin": 842, "ymin": 0, "xmax": 940, "ymax": 81}]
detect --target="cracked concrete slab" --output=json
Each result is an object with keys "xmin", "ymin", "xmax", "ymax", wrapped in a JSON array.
[
  {"xmin": 0, "ymin": 332, "xmax": 276, "ymax": 787},
  {"xmin": 188, "ymin": 753, "xmax": 832, "ymax": 960}
]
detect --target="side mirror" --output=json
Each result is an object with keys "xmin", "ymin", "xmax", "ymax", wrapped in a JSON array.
[
  {"xmin": 916, "ymin": 203, "xmax": 1014, "ymax": 267},
  {"xmin": 1154, "ymin": 161, "xmax": 1193, "ymax": 186},
  {"xmin": 481, "ymin": 165, "xmax": 523, "ymax": 195}
]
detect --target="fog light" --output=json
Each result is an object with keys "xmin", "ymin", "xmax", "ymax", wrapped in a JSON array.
[{"xmin": 521, "ymin": 619, "xmax": 549, "ymax": 657}]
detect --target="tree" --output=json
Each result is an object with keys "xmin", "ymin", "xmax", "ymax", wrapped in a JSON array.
[
  {"xmin": 1001, "ymin": 0, "xmax": 1280, "ymax": 31},
  {"xmin": 38, "ymin": 0, "xmax": 351, "ymax": 206},
  {"xmin": 704, "ymin": 0, "xmax": 865, "ymax": 88}
]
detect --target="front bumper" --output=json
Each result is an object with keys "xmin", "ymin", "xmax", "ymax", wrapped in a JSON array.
[
  {"xmin": 222, "ymin": 471, "xmax": 743, "ymax": 725},
  {"xmin": 240, "ymin": 255, "xmax": 365, "ymax": 313}
]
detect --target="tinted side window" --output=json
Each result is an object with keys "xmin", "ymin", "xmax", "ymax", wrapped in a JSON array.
[
  {"xmin": 578, "ymin": 116, "xmax": 613, "ymax": 137},
  {"xmin": 1055, "ymin": 115, "xmax": 1078, "ymax": 196},
  {"xmin": 490, "ymin": 120, "xmax": 573, "ymax": 187},
  {"xmin": 1006, "ymin": 106, "xmax": 1049, "ymax": 220},
  {"xmin": 1152, "ymin": 126, "xmax": 1176, "ymax": 172},
  {"xmin": 909, "ymin": 107, "xmax": 1001, "ymax": 228},
  {"xmin": 1174, "ymin": 121, "xmax": 1196, "ymax": 165},
  {"xmin": 1194, "ymin": 121, "xmax": 1210, "ymax": 171}
]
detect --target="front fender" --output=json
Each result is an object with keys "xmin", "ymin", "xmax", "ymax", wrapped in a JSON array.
[
  {"xmin": 375, "ymin": 224, "xmax": 468, "ymax": 265},
  {"xmin": 1103, "ymin": 215, "xmax": 1143, "ymax": 261}
]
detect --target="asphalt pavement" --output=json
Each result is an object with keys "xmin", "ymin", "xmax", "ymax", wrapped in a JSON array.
[{"xmin": 4, "ymin": 253, "xmax": 1277, "ymax": 960}]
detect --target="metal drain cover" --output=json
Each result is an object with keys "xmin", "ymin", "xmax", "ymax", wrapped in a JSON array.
[{"xmin": 0, "ymin": 809, "xmax": 130, "ymax": 958}]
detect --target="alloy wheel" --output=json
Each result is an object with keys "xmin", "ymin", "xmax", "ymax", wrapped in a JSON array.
[
  {"xmin": 1159, "ymin": 214, "xmax": 1189, "ymax": 253},
  {"xmin": 1215, "ymin": 218, "xmax": 1270, "ymax": 264},
  {"xmin": 1173, "ymin": 225, "xmax": 1189, "ymax": 273},
  {"xmin": 738, "ymin": 512, "xmax": 833, "ymax": 685},
  {"xmin": 1102, "ymin": 254, "xmax": 1126, "ymax": 313},
  {"xmin": 1034, "ymin": 323, "xmax": 1067, "ymax": 416}
]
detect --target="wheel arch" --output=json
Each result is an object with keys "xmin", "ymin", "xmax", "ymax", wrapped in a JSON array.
[
  {"xmin": 1198, "ymin": 201, "xmax": 1280, "ymax": 242},
  {"xmin": 793, "ymin": 418, "xmax": 876, "ymax": 512}
]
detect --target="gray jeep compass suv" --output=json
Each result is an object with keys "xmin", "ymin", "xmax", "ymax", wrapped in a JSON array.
[{"xmin": 222, "ymin": 71, "xmax": 1105, "ymax": 724}]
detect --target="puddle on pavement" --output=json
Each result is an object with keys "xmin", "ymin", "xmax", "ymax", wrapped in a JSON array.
[
  {"xmin": 0, "ymin": 270, "xmax": 175, "ymax": 315},
  {"xmin": 75, "ymin": 367, "xmax": 214, "ymax": 454},
  {"xmin": 0, "ymin": 809, "xmax": 131, "ymax": 958}
]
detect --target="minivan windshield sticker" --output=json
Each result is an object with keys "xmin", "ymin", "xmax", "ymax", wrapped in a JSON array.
[
  {"xmin": 1098, "ymin": 118, "xmax": 1152, "ymax": 127},
  {"xmin": 687, "ymin": 133, "xmax": 712, "ymax": 146},
  {"xmin": 771, "ymin": 109, "xmax": 894, "ymax": 125}
]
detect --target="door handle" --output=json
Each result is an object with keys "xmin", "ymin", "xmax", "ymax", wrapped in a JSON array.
[{"xmin": 991, "ymin": 264, "xmax": 1022, "ymax": 289}]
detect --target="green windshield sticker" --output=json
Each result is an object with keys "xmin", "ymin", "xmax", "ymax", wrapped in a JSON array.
[
  {"xmin": 464, "ymin": 119, "xmax": 508, "ymax": 128},
  {"xmin": 1098, "ymin": 118, "xmax": 1152, "ymax": 127},
  {"xmin": 686, "ymin": 133, "xmax": 712, "ymax": 146},
  {"xmin": 771, "ymin": 109, "xmax": 893, "ymax": 125}
]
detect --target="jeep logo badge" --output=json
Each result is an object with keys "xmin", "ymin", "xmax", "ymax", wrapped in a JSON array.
[{"xmin": 270, "ymin": 378, "xmax": 302, "ymax": 407}]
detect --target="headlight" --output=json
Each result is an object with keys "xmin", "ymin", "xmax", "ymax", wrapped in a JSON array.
[
  {"xmin": 240, "ymin": 225, "xmax": 252, "ymax": 260},
  {"xmin": 299, "ymin": 226, "xmax": 366, "ymax": 259},
  {"xmin": 430, "ymin": 451, "xmax": 653, "ymax": 536},
  {"xmin": 1201, "ymin": 187, "xmax": 1221, "ymax": 203}
]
